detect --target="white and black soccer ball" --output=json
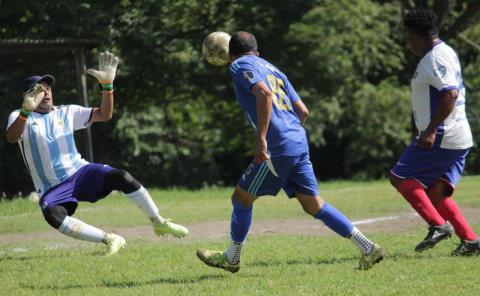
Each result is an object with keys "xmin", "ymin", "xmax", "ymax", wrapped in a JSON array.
[{"xmin": 202, "ymin": 31, "xmax": 231, "ymax": 66}]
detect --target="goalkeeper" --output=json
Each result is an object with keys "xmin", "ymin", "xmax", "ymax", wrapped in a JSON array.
[{"xmin": 5, "ymin": 51, "xmax": 188, "ymax": 256}]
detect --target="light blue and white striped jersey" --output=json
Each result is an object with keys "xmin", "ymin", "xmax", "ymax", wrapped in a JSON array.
[{"xmin": 7, "ymin": 105, "xmax": 92, "ymax": 195}]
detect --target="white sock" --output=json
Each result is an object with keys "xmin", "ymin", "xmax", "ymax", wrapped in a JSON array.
[
  {"xmin": 348, "ymin": 227, "xmax": 375, "ymax": 255},
  {"xmin": 126, "ymin": 186, "xmax": 165, "ymax": 223},
  {"xmin": 225, "ymin": 240, "xmax": 244, "ymax": 264},
  {"xmin": 58, "ymin": 216, "xmax": 106, "ymax": 243}
]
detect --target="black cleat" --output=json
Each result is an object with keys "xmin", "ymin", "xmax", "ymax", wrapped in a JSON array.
[
  {"xmin": 451, "ymin": 239, "xmax": 480, "ymax": 256},
  {"xmin": 415, "ymin": 223, "xmax": 453, "ymax": 252}
]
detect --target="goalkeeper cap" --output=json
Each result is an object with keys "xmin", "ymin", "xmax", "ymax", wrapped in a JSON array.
[{"xmin": 23, "ymin": 75, "xmax": 55, "ymax": 92}]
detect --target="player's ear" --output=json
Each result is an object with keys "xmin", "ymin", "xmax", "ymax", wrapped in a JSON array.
[{"xmin": 255, "ymin": 51, "xmax": 259, "ymax": 56}]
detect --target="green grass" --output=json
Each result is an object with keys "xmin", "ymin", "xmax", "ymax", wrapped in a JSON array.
[{"xmin": 1, "ymin": 176, "xmax": 480, "ymax": 295}]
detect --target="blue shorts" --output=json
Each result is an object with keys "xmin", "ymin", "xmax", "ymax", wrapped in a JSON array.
[
  {"xmin": 391, "ymin": 140, "xmax": 470, "ymax": 190},
  {"xmin": 237, "ymin": 152, "xmax": 319, "ymax": 198},
  {"xmin": 39, "ymin": 163, "xmax": 114, "ymax": 213}
]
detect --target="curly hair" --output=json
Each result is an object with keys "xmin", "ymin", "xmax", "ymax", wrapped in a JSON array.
[{"xmin": 404, "ymin": 8, "xmax": 439, "ymax": 38}]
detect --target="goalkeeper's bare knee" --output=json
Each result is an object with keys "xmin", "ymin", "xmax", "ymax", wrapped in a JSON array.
[
  {"xmin": 105, "ymin": 169, "xmax": 142, "ymax": 194},
  {"xmin": 43, "ymin": 205, "xmax": 69, "ymax": 229}
]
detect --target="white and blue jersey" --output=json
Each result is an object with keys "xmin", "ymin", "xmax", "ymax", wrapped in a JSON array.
[
  {"xmin": 230, "ymin": 55, "xmax": 308, "ymax": 156},
  {"xmin": 392, "ymin": 41, "xmax": 472, "ymax": 190},
  {"xmin": 7, "ymin": 105, "xmax": 92, "ymax": 195},
  {"xmin": 411, "ymin": 41, "xmax": 472, "ymax": 149}
]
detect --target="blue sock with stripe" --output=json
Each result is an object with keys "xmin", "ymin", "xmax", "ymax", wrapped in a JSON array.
[
  {"xmin": 230, "ymin": 199, "xmax": 253, "ymax": 243},
  {"xmin": 314, "ymin": 202, "xmax": 354, "ymax": 237}
]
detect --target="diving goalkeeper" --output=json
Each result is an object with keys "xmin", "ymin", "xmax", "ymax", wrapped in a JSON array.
[{"xmin": 6, "ymin": 51, "xmax": 188, "ymax": 256}]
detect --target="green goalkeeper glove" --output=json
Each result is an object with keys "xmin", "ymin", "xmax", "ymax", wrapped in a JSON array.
[
  {"xmin": 87, "ymin": 51, "xmax": 119, "ymax": 91},
  {"xmin": 22, "ymin": 84, "xmax": 45, "ymax": 114}
]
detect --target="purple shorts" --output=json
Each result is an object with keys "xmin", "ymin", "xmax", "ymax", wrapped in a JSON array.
[
  {"xmin": 238, "ymin": 152, "xmax": 319, "ymax": 198},
  {"xmin": 391, "ymin": 140, "xmax": 470, "ymax": 190},
  {"xmin": 39, "ymin": 163, "xmax": 113, "ymax": 212}
]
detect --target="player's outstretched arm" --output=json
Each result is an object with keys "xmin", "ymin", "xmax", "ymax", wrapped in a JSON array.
[
  {"xmin": 293, "ymin": 100, "xmax": 309, "ymax": 125},
  {"xmin": 87, "ymin": 51, "xmax": 119, "ymax": 122},
  {"xmin": 6, "ymin": 84, "xmax": 46, "ymax": 143}
]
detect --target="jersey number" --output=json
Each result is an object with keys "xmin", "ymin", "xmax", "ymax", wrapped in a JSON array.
[{"xmin": 267, "ymin": 74, "xmax": 291, "ymax": 111}]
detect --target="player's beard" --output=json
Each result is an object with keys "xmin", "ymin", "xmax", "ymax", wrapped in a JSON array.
[{"xmin": 35, "ymin": 98, "xmax": 53, "ymax": 113}]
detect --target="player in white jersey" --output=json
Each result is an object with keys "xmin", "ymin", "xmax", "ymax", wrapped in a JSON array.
[
  {"xmin": 390, "ymin": 9, "xmax": 479, "ymax": 256},
  {"xmin": 6, "ymin": 52, "xmax": 188, "ymax": 256}
]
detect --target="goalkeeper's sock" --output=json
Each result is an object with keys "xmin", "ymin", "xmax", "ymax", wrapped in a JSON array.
[
  {"xmin": 225, "ymin": 239, "xmax": 244, "ymax": 264},
  {"xmin": 230, "ymin": 199, "xmax": 253, "ymax": 243},
  {"xmin": 58, "ymin": 216, "xmax": 106, "ymax": 242},
  {"xmin": 314, "ymin": 202, "xmax": 354, "ymax": 237},
  {"xmin": 347, "ymin": 227, "xmax": 375, "ymax": 255},
  {"xmin": 126, "ymin": 187, "xmax": 165, "ymax": 223}
]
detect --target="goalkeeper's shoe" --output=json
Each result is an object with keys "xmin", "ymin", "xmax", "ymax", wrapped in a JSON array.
[
  {"xmin": 153, "ymin": 219, "xmax": 189, "ymax": 238},
  {"xmin": 451, "ymin": 239, "xmax": 480, "ymax": 256},
  {"xmin": 104, "ymin": 233, "xmax": 126, "ymax": 256},
  {"xmin": 196, "ymin": 249, "xmax": 240, "ymax": 273},
  {"xmin": 357, "ymin": 243, "xmax": 384, "ymax": 270},
  {"xmin": 415, "ymin": 223, "xmax": 453, "ymax": 252}
]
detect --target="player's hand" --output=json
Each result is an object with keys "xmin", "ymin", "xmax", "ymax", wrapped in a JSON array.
[
  {"xmin": 254, "ymin": 138, "xmax": 269, "ymax": 164},
  {"xmin": 22, "ymin": 84, "xmax": 45, "ymax": 112},
  {"xmin": 87, "ymin": 51, "xmax": 119, "ymax": 86},
  {"xmin": 417, "ymin": 130, "xmax": 435, "ymax": 149}
]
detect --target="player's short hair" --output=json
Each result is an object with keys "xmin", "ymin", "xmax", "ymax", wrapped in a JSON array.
[
  {"xmin": 404, "ymin": 8, "xmax": 439, "ymax": 39},
  {"xmin": 229, "ymin": 31, "xmax": 258, "ymax": 56}
]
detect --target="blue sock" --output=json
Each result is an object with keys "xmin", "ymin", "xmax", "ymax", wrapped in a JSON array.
[
  {"xmin": 230, "ymin": 199, "xmax": 253, "ymax": 243},
  {"xmin": 314, "ymin": 202, "xmax": 354, "ymax": 237}
]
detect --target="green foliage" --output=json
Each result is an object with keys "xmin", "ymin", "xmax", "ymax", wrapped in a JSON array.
[
  {"xmin": 1, "ymin": 0, "xmax": 480, "ymax": 195},
  {"xmin": 345, "ymin": 79, "xmax": 412, "ymax": 178},
  {"xmin": 286, "ymin": 0, "xmax": 410, "ymax": 178}
]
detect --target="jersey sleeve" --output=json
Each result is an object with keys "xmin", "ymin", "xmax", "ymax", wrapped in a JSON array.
[
  {"xmin": 70, "ymin": 105, "xmax": 93, "ymax": 130},
  {"xmin": 6, "ymin": 110, "xmax": 20, "ymax": 130},
  {"xmin": 231, "ymin": 60, "xmax": 262, "ymax": 91},
  {"xmin": 422, "ymin": 55, "xmax": 458, "ymax": 93}
]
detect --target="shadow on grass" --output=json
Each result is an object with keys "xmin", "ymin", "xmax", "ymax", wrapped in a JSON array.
[
  {"xmin": 20, "ymin": 273, "xmax": 242, "ymax": 290},
  {"xmin": 248, "ymin": 249, "xmax": 453, "ymax": 269},
  {"xmin": 248, "ymin": 255, "xmax": 359, "ymax": 268},
  {"xmin": 0, "ymin": 253, "xmax": 71, "ymax": 263}
]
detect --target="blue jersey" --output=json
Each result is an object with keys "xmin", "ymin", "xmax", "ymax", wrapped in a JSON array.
[{"xmin": 230, "ymin": 55, "xmax": 308, "ymax": 156}]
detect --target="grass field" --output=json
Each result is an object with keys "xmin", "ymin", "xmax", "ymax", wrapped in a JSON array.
[{"xmin": 1, "ymin": 176, "xmax": 480, "ymax": 295}]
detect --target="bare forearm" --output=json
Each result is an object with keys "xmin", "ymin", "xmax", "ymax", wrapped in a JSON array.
[
  {"xmin": 425, "ymin": 90, "xmax": 457, "ymax": 134},
  {"xmin": 91, "ymin": 91, "xmax": 114, "ymax": 122},
  {"xmin": 255, "ymin": 92, "xmax": 272, "ymax": 140},
  {"xmin": 293, "ymin": 100, "xmax": 309, "ymax": 125},
  {"xmin": 100, "ymin": 91, "xmax": 114, "ymax": 119},
  {"xmin": 6, "ymin": 117, "xmax": 26, "ymax": 143}
]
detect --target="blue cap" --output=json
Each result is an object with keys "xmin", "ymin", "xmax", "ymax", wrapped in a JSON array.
[{"xmin": 23, "ymin": 75, "xmax": 55, "ymax": 92}]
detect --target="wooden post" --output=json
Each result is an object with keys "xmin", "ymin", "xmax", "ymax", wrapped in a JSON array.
[{"xmin": 74, "ymin": 45, "xmax": 94, "ymax": 162}]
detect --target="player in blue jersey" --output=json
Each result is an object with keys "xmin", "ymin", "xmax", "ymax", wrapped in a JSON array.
[
  {"xmin": 390, "ymin": 9, "xmax": 479, "ymax": 256},
  {"xmin": 6, "ymin": 52, "xmax": 188, "ymax": 256},
  {"xmin": 196, "ymin": 32, "xmax": 384, "ymax": 272}
]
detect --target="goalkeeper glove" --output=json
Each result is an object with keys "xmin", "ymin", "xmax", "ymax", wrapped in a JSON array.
[
  {"xmin": 21, "ymin": 84, "xmax": 46, "ymax": 115},
  {"xmin": 87, "ymin": 51, "xmax": 119, "ymax": 92}
]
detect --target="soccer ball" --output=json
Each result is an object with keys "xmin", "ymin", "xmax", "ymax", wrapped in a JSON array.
[{"xmin": 202, "ymin": 31, "xmax": 231, "ymax": 66}]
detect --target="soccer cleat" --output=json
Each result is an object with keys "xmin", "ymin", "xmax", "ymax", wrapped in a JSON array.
[
  {"xmin": 415, "ymin": 223, "xmax": 453, "ymax": 252},
  {"xmin": 104, "ymin": 233, "xmax": 126, "ymax": 256},
  {"xmin": 357, "ymin": 243, "xmax": 385, "ymax": 270},
  {"xmin": 153, "ymin": 219, "xmax": 189, "ymax": 238},
  {"xmin": 196, "ymin": 249, "xmax": 240, "ymax": 273},
  {"xmin": 451, "ymin": 239, "xmax": 480, "ymax": 256}
]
